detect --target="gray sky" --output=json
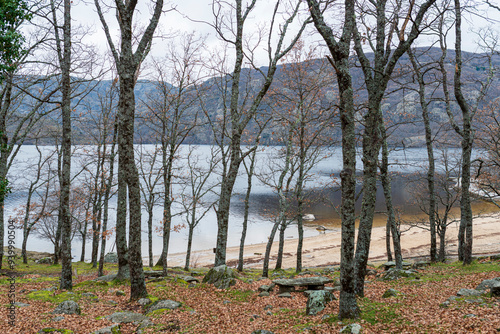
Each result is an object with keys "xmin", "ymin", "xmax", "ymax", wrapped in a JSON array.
[{"xmin": 69, "ymin": 0, "xmax": 500, "ymax": 78}]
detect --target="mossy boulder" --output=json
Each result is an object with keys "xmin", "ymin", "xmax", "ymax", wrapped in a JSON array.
[
  {"xmin": 146, "ymin": 299, "xmax": 182, "ymax": 314},
  {"xmin": 306, "ymin": 290, "xmax": 335, "ymax": 315},
  {"xmin": 202, "ymin": 265, "xmax": 237, "ymax": 289},
  {"xmin": 36, "ymin": 257, "xmax": 54, "ymax": 265},
  {"xmin": 52, "ymin": 300, "xmax": 81, "ymax": 315}
]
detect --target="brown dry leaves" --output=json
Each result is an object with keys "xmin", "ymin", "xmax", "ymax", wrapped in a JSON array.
[{"xmin": 0, "ymin": 265, "xmax": 499, "ymax": 334}]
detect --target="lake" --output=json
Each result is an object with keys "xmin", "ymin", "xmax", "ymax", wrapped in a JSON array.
[{"xmin": 4, "ymin": 144, "xmax": 496, "ymax": 263}]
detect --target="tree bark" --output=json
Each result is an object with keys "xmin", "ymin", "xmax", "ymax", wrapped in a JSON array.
[
  {"xmin": 58, "ymin": 0, "xmax": 73, "ymax": 290},
  {"xmin": 306, "ymin": 0, "xmax": 359, "ymax": 320}
]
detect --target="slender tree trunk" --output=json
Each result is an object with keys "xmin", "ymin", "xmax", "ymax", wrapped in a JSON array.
[
  {"xmin": 215, "ymin": 136, "xmax": 242, "ymax": 266},
  {"xmin": 118, "ymin": 73, "xmax": 147, "ymax": 298},
  {"xmin": 157, "ymin": 142, "xmax": 174, "ymax": 273},
  {"xmin": 262, "ymin": 220, "xmax": 280, "ymax": 278},
  {"xmin": 453, "ymin": 0, "xmax": 473, "ymax": 265},
  {"xmin": 380, "ymin": 126, "xmax": 402, "ymax": 269},
  {"xmin": 409, "ymin": 48, "xmax": 438, "ymax": 262},
  {"xmin": 306, "ymin": 0, "xmax": 359, "ymax": 319},
  {"xmin": 91, "ymin": 145, "xmax": 103, "ymax": 267},
  {"xmin": 354, "ymin": 100, "xmax": 382, "ymax": 297},
  {"xmin": 184, "ymin": 223, "xmax": 194, "ymax": 271},
  {"xmin": 99, "ymin": 121, "xmax": 117, "ymax": 277},
  {"xmin": 238, "ymin": 150, "xmax": 256, "ymax": 272},
  {"xmin": 438, "ymin": 223, "xmax": 447, "ymax": 262},
  {"xmin": 147, "ymin": 203, "xmax": 153, "ymax": 268},
  {"xmin": 57, "ymin": 0, "xmax": 73, "ymax": 290},
  {"xmin": 385, "ymin": 220, "xmax": 392, "ymax": 261},
  {"xmin": 275, "ymin": 223, "xmax": 286, "ymax": 270}
]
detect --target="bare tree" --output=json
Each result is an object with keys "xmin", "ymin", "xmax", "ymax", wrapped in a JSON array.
[
  {"xmin": 139, "ymin": 33, "xmax": 206, "ymax": 273},
  {"xmin": 306, "ymin": 0, "xmax": 359, "ymax": 320},
  {"xmin": 179, "ymin": 145, "xmax": 219, "ymax": 271},
  {"xmin": 94, "ymin": 0, "xmax": 163, "ymax": 299},
  {"xmin": 209, "ymin": 0, "xmax": 308, "ymax": 266}
]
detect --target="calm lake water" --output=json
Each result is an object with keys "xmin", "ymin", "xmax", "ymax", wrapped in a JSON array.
[{"xmin": 4, "ymin": 144, "xmax": 493, "ymax": 263}]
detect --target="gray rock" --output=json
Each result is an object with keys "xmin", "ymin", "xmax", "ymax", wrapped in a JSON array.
[
  {"xmin": 94, "ymin": 274, "xmax": 119, "ymax": 282},
  {"xmin": 491, "ymin": 282, "xmax": 500, "ymax": 297},
  {"xmin": 306, "ymin": 290, "xmax": 335, "ymax": 315},
  {"xmin": 340, "ymin": 323, "xmax": 362, "ymax": 333},
  {"xmin": 14, "ymin": 302, "xmax": 30, "ymax": 307},
  {"xmin": 147, "ymin": 299, "xmax": 182, "ymax": 313},
  {"xmin": 278, "ymin": 292, "xmax": 292, "ymax": 298},
  {"xmin": 413, "ymin": 261, "xmax": 431, "ymax": 269},
  {"xmin": 202, "ymin": 265, "xmax": 237, "ymax": 289},
  {"xmin": 103, "ymin": 252, "xmax": 118, "ymax": 263},
  {"xmin": 136, "ymin": 319, "xmax": 154, "ymax": 334},
  {"xmin": 44, "ymin": 286, "xmax": 58, "ymax": 292},
  {"xmin": 52, "ymin": 316, "xmax": 65, "ymax": 322},
  {"xmin": 258, "ymin": 291, "xmax": 270, "ymax": 297},
  {"xmin": 177, "ymin": 275, "xmax": 199, "ymax": 283},
  {"xmin": 251, "ymin": 331, "xmax": 274, "ymax": 334},
  {"xmin": 382, "ymin": 288, "xmax": 399, "ymax": 298},
  {"xmin": 264, "ymin": 305, "xmax": 273, "ymax": 310},
  {"xmin": 36, "ymin": 257, "xmax": 54, "ymax": 265},
  {"xmin": 82, "ymin": 292, "xmax": 97, "ymax": 298},
  {"xmin": 137, "ymin": 298, "xmax": 152, "ymax": 306},
  {"xmin": 465, "ymin": 298, "xmax": 483, "ymax": 304},
  {"xmin": 91, "ymin": 324, "xmax": 121, "ymax": 334},
  {"xmin": 365, "ymin": 269, "xmax": 377, "ymax": 276},
  {"xmin": 381, "ymin": 268, "xmax": 419, "ymax": 281},
  {"xmin": 52, "ymin": 300, "xmax": 81, "ymax": 315},
  {"xmin": 115, "ymin": 290, "xmax": 126, "ymax": 297},
  {"xmin": 382, "ymin": 261, "xmax": 412, "ymax": 270},
  {"xmin": 457, "ymin": 288, "xmax": 482, "ymax": 297},
  {"xmin": 258, "ymin": 284, "xmax": 275, "ymax": 292},
  {"xmin": 475, "ymin": 277, "xmax": 500, "ymax": 291},
  {"xmin": 106, "ymin": 311, "xmax": 148, "ymax": 324}
]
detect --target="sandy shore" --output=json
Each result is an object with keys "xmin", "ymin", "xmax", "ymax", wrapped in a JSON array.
[{"xmin": 154, "ymin": 214, "xmax": 500, "ymax": 269}]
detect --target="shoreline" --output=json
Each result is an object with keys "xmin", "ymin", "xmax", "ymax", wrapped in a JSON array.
[{"xmin": 153, "ymin": 213, "xmax": 500, "ymax": 269}]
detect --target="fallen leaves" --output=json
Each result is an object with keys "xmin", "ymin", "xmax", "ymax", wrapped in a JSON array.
[{"xmin": 0, "ymin": 263, "xmax": 498, "ymax": 333}]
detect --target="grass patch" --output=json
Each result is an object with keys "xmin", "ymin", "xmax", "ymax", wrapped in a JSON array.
[
  {"xmin": 359, "ymin": 298, "xmax": 403, "ymax": 325},
  {"xmin": 26, "ymin": 290, "xmax": 81, "ymax": 304}
]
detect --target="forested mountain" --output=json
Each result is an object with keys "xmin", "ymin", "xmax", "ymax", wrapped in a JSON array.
[{"xmin": 13, "ymin": 47, "xmax": 500, "ymax": 147}]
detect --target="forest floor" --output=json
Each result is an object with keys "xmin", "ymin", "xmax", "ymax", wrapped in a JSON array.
[{"xmin": 0, "ymin": 255, "xmax": 499, "ymax": 333}]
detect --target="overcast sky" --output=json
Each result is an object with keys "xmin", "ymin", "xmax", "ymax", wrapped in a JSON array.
[{"xmin": 67, "ymin": 0, "xmax": 500, "ymax": 79}]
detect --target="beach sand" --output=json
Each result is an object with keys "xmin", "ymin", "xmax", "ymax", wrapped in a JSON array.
[{"xmin": 154, "ymin": 213, "xmax": 500, "ymax": 269}]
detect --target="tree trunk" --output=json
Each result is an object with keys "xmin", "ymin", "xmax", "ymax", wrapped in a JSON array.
[
  {"xmin": 118, "ymin": 72, "xmax": 147, "ymax": 299},
  {"xmin": 453, "ymin": 0, "xmax": 473, "ymax": 265},
  {"xmin": 385, "ymin": 220, "xmax": 392, "ymax": 261},
  {"xmin": 275, "ymin": 223, "xmax": 286, "ymax": 270},
  {"xmin": 98, "ymin": 120, "xmax": 117, "ymax": 277},
  {"xmin": 238, "ymin": 150, "xmax": 256, "ymax": 272},
  {"xmin": 262, "ymin": 220, "xmax": 280, "ymax": 278},
  {"xmin": 147, "ymin": 203, "xmax": 153, "ymax": 268},
  {"xmin": 438, "ymin": 223, "xmax": 447, "ymax": 262},
  {"xmin": 305, "ymin": 0, "xmax": 359, "ymax": 320},
  {"xmin": 380, "ymin": 125, "xmax": 402, "ymax": 269},
  {"xmin": 184, "ymin": 224, "xmax": 194, "ymax": 271},
  {"xmin": 58, "ymin": 0, "xmax": 73, "ymax": 291},
  {"xmin": 354, "ymin": 101, "xmax": 382, "ymax": 297}
]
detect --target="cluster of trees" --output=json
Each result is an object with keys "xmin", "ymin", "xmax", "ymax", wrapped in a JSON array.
[{"xmin": 2, "ymin": 0, "xmax": 500, "ymax": 320}]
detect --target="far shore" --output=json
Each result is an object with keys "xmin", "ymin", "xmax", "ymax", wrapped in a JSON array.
[{"xmin": 152, "ymin": 213, "xmax": 500, "ymax": 269}]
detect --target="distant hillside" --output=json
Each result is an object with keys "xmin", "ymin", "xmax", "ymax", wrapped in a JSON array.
[{"xmin": 13, "ymin": 47, "xmax": 500, "ymax": 147}]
